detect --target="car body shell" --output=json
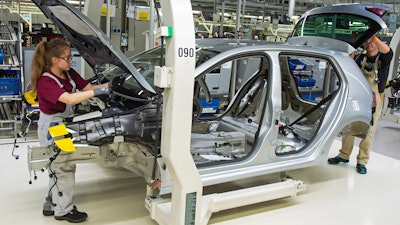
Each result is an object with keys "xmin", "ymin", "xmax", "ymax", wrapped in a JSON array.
[{"xmin": 28, "ymin": 1, "xmax": 386, "ymax": 193}]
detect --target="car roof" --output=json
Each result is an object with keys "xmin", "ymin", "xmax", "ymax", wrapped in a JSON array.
[
  {"xmin": 304, "ymin": 3, "xmax": 389, "ymax": 19},
  {"xmin": 194, "ymin": 38, "xmax": 294, "ymax": 54}
]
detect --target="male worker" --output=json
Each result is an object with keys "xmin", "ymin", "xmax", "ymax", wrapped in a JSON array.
[{"xmin": 327, "ymin": 35, "xmax": 393, "ymax": 174}]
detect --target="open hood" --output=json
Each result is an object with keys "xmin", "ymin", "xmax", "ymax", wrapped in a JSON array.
[
  {"xmin": 288, "ymin": 3, "xmax": 389, "ymax": 51},
  {"xmin": 32, "ymin": 0, "xmax": 156, "ymax": 94}
]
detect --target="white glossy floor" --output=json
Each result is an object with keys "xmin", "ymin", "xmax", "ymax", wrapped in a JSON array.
[{"xmin": 1, "ymin": 119, "xmax": 400, "ymax": 225}]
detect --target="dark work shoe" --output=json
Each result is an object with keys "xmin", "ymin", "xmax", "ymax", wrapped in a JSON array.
[
  {"xmin": 42, "ymin": 196, "xmax": 54, "ymax": 216},
  {"xmin": 327, "ymin": 155, "xmax": 349, "ymax": 164},
  {"xmin": 42, "ymin": 209, "xmax": 54, "ymax": 216},
  {"xmin": 55, "ymin": 206, "xmax": 88, "ymax": 223},
  {"xmin": 356, "ymin": 164, "xmax": 367, "ymax": 174}
]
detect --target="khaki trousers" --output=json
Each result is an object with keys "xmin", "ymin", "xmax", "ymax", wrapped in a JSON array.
[{"xmin": 339, "ymin": 87, "xmax": 382, "ymax": 165}]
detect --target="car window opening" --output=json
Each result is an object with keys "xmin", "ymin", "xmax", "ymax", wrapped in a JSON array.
[
  {"xmin": 276, "ymin": 55, "xmax": 340, "ymax": 155},
  {"xmin": 191, "ymin": 56, "xmax": 268, "ymax": 166}
]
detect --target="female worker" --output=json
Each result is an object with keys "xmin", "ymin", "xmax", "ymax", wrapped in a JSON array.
[{"xmin": 30, "ymin": 39, "xmax": 110, "ymax": 223}]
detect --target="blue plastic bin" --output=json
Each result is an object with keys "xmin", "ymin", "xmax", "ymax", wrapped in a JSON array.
[
  {"xmin": 200, "ymin": 98, "xmax": 220, "ymax": 114},
  {"xmin": 0, "ymin": 48, "xmax": 3, "ymax": 64},
  {"xmin": 0, "ymin": 70, "xmax": 20, "ymax": 95},
  {"xmin": 297, "ymin": 78, "xmax": 316, "ymax": 87},
  {"xmin": 289, "ymin": 58, "xmax": 307, "ymax": 71},
  {"xmin": 301, "ymin": 93, "xmax": 316, "ymax": 101}
]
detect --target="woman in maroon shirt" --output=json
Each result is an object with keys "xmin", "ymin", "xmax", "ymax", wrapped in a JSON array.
[{"xmin": 29, "ymin": 39, "xmax": 109, "ymax": 223}]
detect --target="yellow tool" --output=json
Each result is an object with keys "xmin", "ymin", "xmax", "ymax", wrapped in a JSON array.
[{"xmin": 48, "ymin": 123, "xmax": 76, "ymax": 152}]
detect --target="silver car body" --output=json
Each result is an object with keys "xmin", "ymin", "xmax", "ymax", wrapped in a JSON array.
[{"xmin": 28, "ymin": 1, "xmax": 383, "ymax": 194}]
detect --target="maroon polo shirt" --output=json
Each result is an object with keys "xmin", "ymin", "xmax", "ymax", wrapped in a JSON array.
[{"xmin": 37, "ymin": 68, "xmax": 89, "ymax": 114}]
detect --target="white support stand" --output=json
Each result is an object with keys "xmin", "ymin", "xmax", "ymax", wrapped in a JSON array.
[
  {"xmin": 148, "ymin": 175, "xmax": 306, "ymax": 225},
  {"xmin": 148, "ymin": 1, "xmax": 202, "ymax": 225},
  {"xmin": 199, "ymin": 179, "xmax": 306, "ymax": 224},
  {"xmin": 147, "ymin": 1, "xmax": 307, "ymax": 224}
]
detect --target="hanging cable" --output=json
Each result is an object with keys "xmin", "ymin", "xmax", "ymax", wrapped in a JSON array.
[
  {"xmin": 153, "ymin": 0, "xmax": 165, "ymax": 68},
  {"xmin": 46, "ymin": 147, "xmax": 63, "ymax": 197},
  {"xmin": 29, "ymin": 146, "xmax": 63, "ymax": 198},
  {"xmin": 11, "ymin": 136, "xmax": 19, "ymax": 160},
  {"xmin": 149, "ymin": 0, "xmax": 165, "ymax": 191}
]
